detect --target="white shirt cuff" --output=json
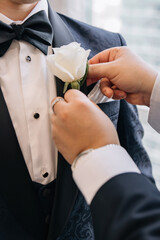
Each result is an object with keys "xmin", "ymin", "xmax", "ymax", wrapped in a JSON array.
[
  {"xmin": 148, "ymin": 73, "xmax": 160, "ymax": 133},
  {"xmin": 72, "ymin": 145, "xmax": 140, "ymax": 205}
]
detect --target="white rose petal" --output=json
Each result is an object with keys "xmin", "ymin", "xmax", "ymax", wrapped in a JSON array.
[
  {"xmin": 47, "ymin": 42, "xmax": 91, "ymax": 83},
  {"xmin": 47, "ymin": 55, "xmax": 74, "ymax": 82}
]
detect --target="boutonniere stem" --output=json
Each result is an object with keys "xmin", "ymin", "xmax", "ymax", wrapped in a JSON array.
[{"xmin": 63, "ymin": 62, "xmax": 89, "ymax": 93}]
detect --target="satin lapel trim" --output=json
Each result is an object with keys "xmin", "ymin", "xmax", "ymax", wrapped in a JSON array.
[
  {"xmin": 47, "ymin": 6, "xmax": 79, "ymax": 240},
  {"xmin": 48, "ymin": 7, "xmax": 75, "ymax": 97},
  {"xmin": 48, "ymin": 6, "xmax": 88, "ymax": 97},
  {"xmin": 0, "ymin": 88, "xmax": 45, "ymax": 239}
]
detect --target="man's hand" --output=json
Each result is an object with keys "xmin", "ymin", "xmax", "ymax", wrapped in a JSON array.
[
  {"xmin": 51, "ymin": 90, "xmax": 119, "ymax": 164},
  {"xmin": 87, "ymin": 47, "xmax": 158, "ymax": 106}
]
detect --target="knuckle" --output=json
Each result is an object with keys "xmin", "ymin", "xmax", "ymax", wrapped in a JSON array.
[
  {"xmin": 59, "ymin": 109, "xmax": 68, "ymax": 121},
  {"xmin": 122, "ymin": 46, "xmax": 129, "ymax": 53},
  {"xmin": 76, "ymin": 99, "xmax": 88, "ymax": 110},
  {"xmin": 64, "ymin": 89, "xmax": 72, "ymax": 98},
  {"xmin": 91, "ymin": 64, "xmax": 97, "ymax": 74}
]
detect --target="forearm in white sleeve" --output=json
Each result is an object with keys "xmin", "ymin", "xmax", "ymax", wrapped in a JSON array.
[
  {"xmin": 71, "ymin": 145, "xmax": 140, "ymax": 205},
  {"xmin": 148, "ymin": 73, "xmax": 160, "ymax": 133}
]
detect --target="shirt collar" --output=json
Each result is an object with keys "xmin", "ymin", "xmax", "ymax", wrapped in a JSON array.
[{"xmin": 0, "ymin": 0, "xmax": 48, "ymax": 25}]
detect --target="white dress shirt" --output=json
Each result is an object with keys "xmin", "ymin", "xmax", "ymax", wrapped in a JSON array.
[
  {"xmin": 0, "ymin": 0, "xmax": 108, "ymax": 185},
  {"xmin": 0, "ymin": 0, "xmax": 57, "ymax": 185},
  {"xmin": 72, "ymin": 73, "xmax": 160, "ymax": 205}
]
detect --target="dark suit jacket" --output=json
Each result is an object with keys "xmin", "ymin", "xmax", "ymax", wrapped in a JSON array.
[
  {"xmin": 90, "ymin": 173, "xmax": 160, "ymax": 240},
  {"xmin": 0, "ymin": 4, "xmax": 154, "ymax": 240}
]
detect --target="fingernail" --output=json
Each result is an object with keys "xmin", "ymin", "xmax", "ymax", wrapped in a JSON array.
[
  {"xmin": 103, "ymin": 90, "xmax": 113, "ymax": 99},
  {"xmin": 119, "ymin": 94, "xmax": 126, "ymax": 99}
]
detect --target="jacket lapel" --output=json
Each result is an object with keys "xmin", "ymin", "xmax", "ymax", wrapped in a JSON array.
[
  {"xmin": 48, "ymin": 5, "xmax": 75, "ymax": 97},
  {"xmin": 47, "ymin": 6, "xmax": 87, "ymax": 240},
  {"xmin": 0, "ymin": 88, "xmax": 45, "ymax": 239},
  {"xmin": 48, "ymin": 5, "xmax": 88, "ymax": 97}
]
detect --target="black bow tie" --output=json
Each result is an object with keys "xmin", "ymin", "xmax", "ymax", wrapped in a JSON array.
[{"xmin": 0, "ymin": 10, "xmax": 53, "ymax": 57}]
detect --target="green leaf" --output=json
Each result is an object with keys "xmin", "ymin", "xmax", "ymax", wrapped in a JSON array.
[
  {"xmin": 63, "ymin": 82, "xmax": 69, "ymax": 94},
  {"xmin": 63, "ymin": 62, "xmax": 89, "ymax": 93},
  {"xmin": 80, "ymin": 62, "xmax": 89, "ymax": 87},
  {"xmin": 71, "ymin": 81, "xmax": 80, "ymax": 90}
]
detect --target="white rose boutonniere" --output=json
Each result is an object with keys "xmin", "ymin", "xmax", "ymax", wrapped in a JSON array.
[{"xmin": 47, "ymin": 42, "xmax": 91, "ymax": 93}]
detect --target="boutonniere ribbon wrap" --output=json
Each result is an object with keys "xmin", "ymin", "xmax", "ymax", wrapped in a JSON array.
[{"xmin": 47, "ymin": 42, "xmax": 91, "ymax": 93}]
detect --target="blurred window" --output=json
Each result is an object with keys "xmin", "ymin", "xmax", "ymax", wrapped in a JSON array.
[{"xmin": 49, "ymin": 0, "xmax": 92, "ymax": 23}]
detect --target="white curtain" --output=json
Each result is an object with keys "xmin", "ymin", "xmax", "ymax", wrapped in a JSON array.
[{"xmin": 49, "ymin": 0, "xmax": 92, "ymax": 23}]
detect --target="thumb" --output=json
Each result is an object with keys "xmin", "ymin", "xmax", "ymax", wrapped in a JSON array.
[{"xmin": 87, "ymin": 62, "xmax": 115, "ymax": 80}]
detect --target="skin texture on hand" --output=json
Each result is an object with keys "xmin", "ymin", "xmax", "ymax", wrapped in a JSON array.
[
  {"xmin": 87, "ymin": 47, "xmax": 158, "ymax": 106},
  {"xmin": 51, "ymin": 90, "xmax": 120, "ymax": 164}
]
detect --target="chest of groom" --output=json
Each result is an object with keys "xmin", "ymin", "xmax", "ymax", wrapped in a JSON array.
[{"xmin": 0, "ymin": 4, "xmax": 153, "ymax": 240}]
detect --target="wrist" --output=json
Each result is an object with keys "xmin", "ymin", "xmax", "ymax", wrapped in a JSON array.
[
  {"xmin": 142, "ymin": 69, "xmax": 158, "ymax": 107},
  {"xmin": 72, "ymin": 144, "xmax": 120, "ymax": 170}
]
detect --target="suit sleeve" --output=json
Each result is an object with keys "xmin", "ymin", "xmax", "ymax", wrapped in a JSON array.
[
  {"xmin": 117, "ymin": 33, "xmax": 127, "ymax": 46},
  {"xmin": 90, "ymin": 173, "xmax": 160, "ymax": 240}
]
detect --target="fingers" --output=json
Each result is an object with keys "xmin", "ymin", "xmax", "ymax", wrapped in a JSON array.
[
  {"xmin": 51, "ymin": 90, "xmax": 89, "ymax": 118},
  {"xmin": 100, "ymin": 78, "xmax": 114, "ymax": 98},
  {"xmin": 112, "ymin": 89, "xmax": 127, "ymax": 100},
  {"xmin": 88, "ymin": 62, "xmax": 115, "ymax": 80},
  {"xmin": 87, "ymin": 47, "xmax": 123, "ymax": 84},
  {"xmin": 51, "ymin": 97, "xmax": 67, "ymax": 115},
  {"xmin": 87, "ymin": 77, "xmax": 99, "ymax": 86},
  {"xmin": 100, "ymin": 78, "xmax": 127, "ymax": 100},
  {"xmin": 64, "ymin": 89, "xmax": 88, "ymax": 102},
  {"xmin": 89, "ymin": 47, "xmax": 120, "ymax": 64},
  {"xmin": 89, "ymin": 50, "xmax": 110, "ymax": 64}
]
